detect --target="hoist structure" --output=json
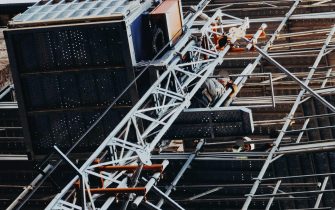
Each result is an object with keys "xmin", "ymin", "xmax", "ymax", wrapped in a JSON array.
[{"xmin": 4, "ymin": 0, "xmax": 335, "ymax": 210}]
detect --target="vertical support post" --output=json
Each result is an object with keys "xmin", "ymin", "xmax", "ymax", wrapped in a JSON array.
[
  {"xmin": 321, "ymin": 68, "xmax": 333, "ymax": 88},
  {"xmin": 132, "ymin": 160, "xmax": 169, "ymax": 208},
  {"xmin": 151, "ymin": 185, "xmax": 185, "ymax": 210},
  {"xmin": 121, "ymin": 163, "xmax": 144, "ymax": 210},
  {"xmin": 156, "ymin": 140, "xmax": 204, "ymax": 208},
  {"xmin": 296, "ymin": 118, "xmax": 310, "ymax": 143},
  {"xmin": 314, "ymin": 176, "xmax": 329, "ymax": 208},
  {"xmin": 269, "ymin": 73, "xmax": 276, "ymax": 108},
  {"xmin": 79, "ymin": 177, "xmax": 86, "ymax": 210},
  {"xmin": 265, "ymin": 180, "xmax": 282, "ymax": 210}
]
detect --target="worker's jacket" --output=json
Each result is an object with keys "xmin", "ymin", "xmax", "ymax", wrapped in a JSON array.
[{"xmin": 204, "ymin": 78, "xmax": 225, "ymax": 98}]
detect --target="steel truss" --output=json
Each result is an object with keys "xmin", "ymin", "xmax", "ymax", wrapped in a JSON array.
[
  {"xmin": 6, "ymin": 0, "xmax": 335, "ymax": 210},
  {"xmin": 45, "ymin": 3, "xmax": 252, "ymax": 210}
]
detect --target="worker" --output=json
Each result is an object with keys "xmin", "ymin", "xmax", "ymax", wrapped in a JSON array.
[
  {"xmin": 202, "ymin": 78, "xmax": 225, "ymax": 105},
  {"xmin": 232, "ymin": 136, "xmax": 255, "ymax": 152},
  {"xmin": 231, "ymin": 139, "xmax": 244, "ymax": 152},
  {"xmin": 242, "ymin": 136, "xmax": 255, "ymax": 152},
  {"xmin": 219, "ymin": 77, "xmax": 238, "ymax": 98},
  {"xmin": 216, "ymin": 35, "xmax": 228, "ymax": 50},
  {"xmin": 211, "ymin": 21, "xmax": 229, "ymax": 51}
]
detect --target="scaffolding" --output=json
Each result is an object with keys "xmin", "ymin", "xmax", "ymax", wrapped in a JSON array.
[
  {"xmin": 39, "ymin": 1, "xmax": 254, "ymax": 209},
  {"xmin": 2, "ymin": 0, "xmax": 335, "ymax": 210}
]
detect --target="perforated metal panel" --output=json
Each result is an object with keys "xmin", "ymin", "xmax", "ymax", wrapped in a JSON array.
[
  {"xmin": 5, "ymin": 21, "xmax": 137, "ymax": 156},
  {"xmin": 28, "ymin": 108, "xmax": 128, "ymax": 154},
  {"xmin": 7, "ymin": 23, "xmax": 127, "ymax": 71},
  {"xmin": 164, "ymin": 107, "xmax": 254, "ymax": 139}
]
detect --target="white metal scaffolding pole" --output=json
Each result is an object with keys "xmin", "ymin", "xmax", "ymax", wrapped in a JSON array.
[
  {"xmin": 242, "ymin": 23, "xmax": 335, "ymax": 210},
  {"xmin": 214, "ymin": 0, "xmax": 301, "ymax": 107}
]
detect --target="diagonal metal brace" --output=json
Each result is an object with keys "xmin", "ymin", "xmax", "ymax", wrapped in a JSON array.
[
  {"xmin": 54, "ymin": 146, "xmax": 82, "ymax": 175},
  {"xmin": 53, "ymin": 146, "xmax": 86, "ymax": 209},
  {"xmin": 254, "ymin": 45, "xmax": 335, "ymax": 113},
  {"xmin": 143, "ymin": 178, "xmax": 185, "ymax": 210},
  {"xmin": 157, "ymin": 139, "xmax": 205, "ymax": 207}
]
